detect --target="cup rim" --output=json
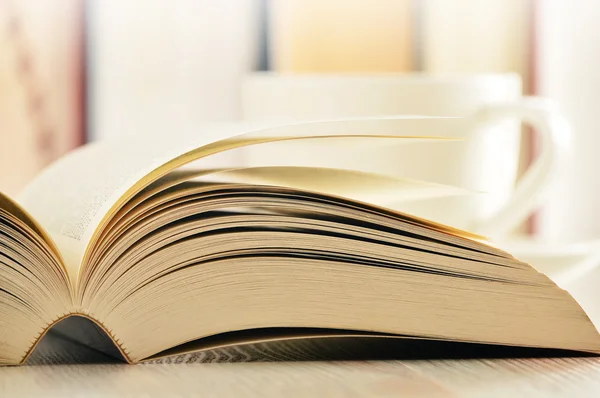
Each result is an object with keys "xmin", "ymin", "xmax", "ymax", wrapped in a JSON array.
[{"xmin": 246, "ymin": 71, "xmax": 522, "ymax": 85}]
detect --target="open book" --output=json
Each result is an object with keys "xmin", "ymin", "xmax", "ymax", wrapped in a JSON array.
[{"xmin": 1, "ymin": 117, "xmax": 599, "ymax": 365}]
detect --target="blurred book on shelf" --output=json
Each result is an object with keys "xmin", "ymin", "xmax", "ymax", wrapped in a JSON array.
[
  {"xmin": 421, "ymin": 0, "xmax": 531, "ymax": 80},
  {"xmin": 268, "ymin": 0, "xmax": 413, "ymax": 72},
  {"xmin": 87, "ymin": 0, "xmax": 261, "ymax": 142},
  {"xmin": 0, "ymin": 0, "xmax": 84, "ymax": 196}
]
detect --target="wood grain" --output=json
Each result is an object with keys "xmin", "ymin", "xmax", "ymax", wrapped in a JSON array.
[
  {"xmin": 2, "ymin": 358, "xmax": 599, "ymax": 397},
  {"xmin": 5, "ymin": 322, "xmax": 599, "ymax": 396}
]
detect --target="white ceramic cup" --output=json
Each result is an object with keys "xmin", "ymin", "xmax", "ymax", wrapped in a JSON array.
[{"xmin": 241, "ymin": 73, "xmax": 569, "ymax": 238}]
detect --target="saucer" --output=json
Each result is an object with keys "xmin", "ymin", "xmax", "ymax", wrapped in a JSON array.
[{"xmin": 497, "ymin": 237, "xmax": 600, "ymax": 286}]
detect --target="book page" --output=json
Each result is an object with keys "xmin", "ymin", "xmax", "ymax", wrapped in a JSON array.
[
  {"xmin": 18, "ymin": 123, "xmax": 249, "ymax": 277},
  {"xmin": 201, "ymin": 166, "xmax": 476, "ymax": 206},
  {"xmin": 0, "ymin": 190, "xmax": 62, "ymax": 262},
  {"xmin": 0, "ymin": 191, "xmax": 48, "ymax": 240},
  {"xmin": 17, "ymin": 117, "xmax": 468, "ymax": 283}
]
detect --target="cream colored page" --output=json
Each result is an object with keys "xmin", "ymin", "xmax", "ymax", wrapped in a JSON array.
[
  {"xmin": 0, "ymin": 191, "xmax": 63, "ymax": 264},
  {"xmin": 17, "ymin": 124, "xmax": 250, "ymax": 276},
  {"xmin": 17, "ymin": 117, "xmax": 468, "ymax": 280},
  {"xmin": 200, "ymin": 166, "xmax": 476, "ymax": 206},
  {"xmin": 0, "ymin": 191, "xmax": 48, "ymax": 240}
]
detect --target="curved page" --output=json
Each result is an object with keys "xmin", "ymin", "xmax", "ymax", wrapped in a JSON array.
[
  {"xmin": 18, "ymin": 117, "xmax": 467, "ymax": 281},
  {"xmin": 0, "ymin": 191, "xmax": 64, "ymax": 270}
]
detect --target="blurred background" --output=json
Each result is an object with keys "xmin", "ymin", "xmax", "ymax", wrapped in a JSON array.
[{"xmin": 0, "ymin": 0, "xmax": 598, "ymax": 245}]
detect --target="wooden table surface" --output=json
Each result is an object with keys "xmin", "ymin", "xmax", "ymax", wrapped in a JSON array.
[
  {"xmin": 2, "ymin": 357, "xmax": 600, "ymax": 397},
  {"xmin": 1, "ymin": 330, "xmax": 599, "ymax": 397}
]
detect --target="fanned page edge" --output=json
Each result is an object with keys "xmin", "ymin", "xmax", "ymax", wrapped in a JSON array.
[
  {"xmin": 10, "ymin": 117, "xmax": 474, "ymax": 365},
  {"xmin": 197, "ymin": 167, "xmax": 489, "ymax": 240},
  {"xmin": 78, "ymin": 117, "xmax": 473, "ymax": 271},
  {"xmin": 0, "ymin": 191, "xmax": 69, "ymax": 285},
  {"xmin": 16, "ymin": 118, "xmax": 467, "ymax": 280},
  {"xmin": 14, "ymin": 117, "xmax": 592, "ymax": 364},
  {"xmin": 12, "ymin": 171, "xmax": 600, "ymax": 364}
]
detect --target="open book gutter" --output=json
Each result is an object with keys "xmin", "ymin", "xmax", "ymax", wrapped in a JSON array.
[{"xmin": 0, "ymin": 117, "xmax": 598, "ymax": 365}]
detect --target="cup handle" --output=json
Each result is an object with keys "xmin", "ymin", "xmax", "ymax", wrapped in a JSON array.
[{"xmin": 471, "ymin": 97, "xmax": 571, "ymax": 238}]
